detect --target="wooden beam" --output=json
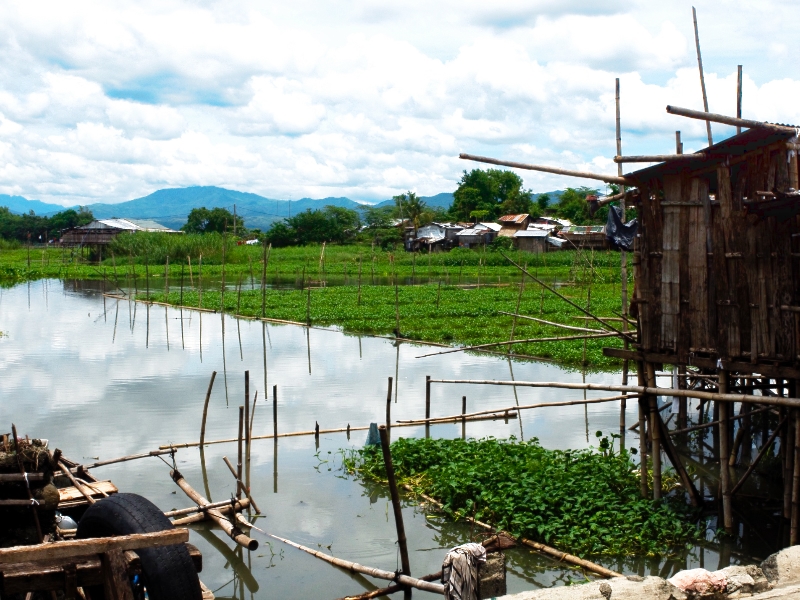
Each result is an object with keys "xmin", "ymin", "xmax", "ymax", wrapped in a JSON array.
[
  {"xmin": 0, "ymin": 530, "xmax": 188, "ymax": 565},
  {"xmin": 614, "ymin": 154, "xmax": 702, "ymax": 163},
  {"xmin": 666, "ymin": 105, "xmax": 797, "ymax": 134},
  {"xmin": 459, "ymin": 153, "xmax": 631, "ymax": 185}
]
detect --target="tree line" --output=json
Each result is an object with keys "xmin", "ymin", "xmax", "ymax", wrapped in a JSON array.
[{"xmin": 0, "ymin": 206, "xmax": 95, "ymax": 243}]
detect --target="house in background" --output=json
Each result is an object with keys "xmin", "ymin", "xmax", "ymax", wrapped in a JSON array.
[
  {"xmin": 457, "ymin": 224, "xmax": 497, "ymax": 248},
  {"xmin": 513, "ymin": 228, "xmax": 549, "ymax": 253},
  {"xmin": 497, "ymin": 214, "xmax": 531, "ymax": 237},
  {"xmin": 61, "ymin": 218, "xmax": 181, "ymax": 247}
]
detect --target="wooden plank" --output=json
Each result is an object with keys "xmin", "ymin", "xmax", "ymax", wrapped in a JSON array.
[
  {"xmin": 0, "ymin": 530, "xmax": 188, "ymax": 565},
  {"xmin": 58, "ymin": 481, "xmax": 118, "ymax": 508},
  {"xmin": 717, "ymin": 166, "xmax": 741, "ymax": 357},
  {"xmin": 687, "ymin": 178, "xmax": 709, "ymax": 351},
  {"xmin": 661, "ymin": 175, "xmax": 681, "ymax": 351},
  {"xmin": 0, "ymin": 543, "xmax": 200, "ymax": 594},
  {"xmin": 102, "ymin": 549, "xmax": 135, "ymax": 600}
]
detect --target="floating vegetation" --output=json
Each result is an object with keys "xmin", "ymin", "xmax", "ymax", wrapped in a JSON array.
[{"xmin": 343, "ymin": 436, "xmax": 702, "ymax": 557}]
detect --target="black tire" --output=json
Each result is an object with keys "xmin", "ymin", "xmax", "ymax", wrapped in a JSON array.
[{"xmin": 77, "ymin": 493, "xmax": 202, "ymax": 600}]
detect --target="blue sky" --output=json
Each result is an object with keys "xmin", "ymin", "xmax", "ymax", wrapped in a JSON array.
[{"xmin": 0, "ymin": 0, "xmax": 797, "ymax": 205}]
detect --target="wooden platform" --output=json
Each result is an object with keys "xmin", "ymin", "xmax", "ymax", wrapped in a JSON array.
[{"xmin": 58, "ymin": 480, "xmax": 119, "ymax": 509}]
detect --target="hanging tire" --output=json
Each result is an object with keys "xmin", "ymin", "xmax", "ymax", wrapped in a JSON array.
[{"xmin": 77, "ymin": 493, "xmax": 202, "ymax": 600}]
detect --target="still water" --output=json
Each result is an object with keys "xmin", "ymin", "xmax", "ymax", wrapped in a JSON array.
[{"xmin": 0, "ymin": 279, "xmax": 755, "ymax": 598}]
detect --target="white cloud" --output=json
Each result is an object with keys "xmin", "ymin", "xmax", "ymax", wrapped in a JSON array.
[{"xmin": 0, "ymin": 0, "xmax": 796, "ymax": 205}]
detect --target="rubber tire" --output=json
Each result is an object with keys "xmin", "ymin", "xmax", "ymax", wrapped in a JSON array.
[{"xmin": 77, "ymin": 493, "xmax": 202, "ymax": 600}]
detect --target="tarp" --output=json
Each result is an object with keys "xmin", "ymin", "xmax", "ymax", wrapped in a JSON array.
[{"xmin": 605, "ymin": 206, "xmax": 638, "ymax": 251}]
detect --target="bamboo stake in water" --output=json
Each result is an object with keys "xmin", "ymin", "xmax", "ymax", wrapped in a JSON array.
[
  {"xmin": 385, "ymin": 377, "xmax": 393, "ymax": 434},
  {"xmin": 244, "ymin": 371, "xmax": 250, "ymax": 462},
  {"xmin": 273, "ymin": 384, "xmax": 278, "ymax": 438},
  {"xmin": 357, "ymin": 255, "xmax": 362, "ymax": 306},
  {"xmin": 261, "ymin": 243, "xmax": 270, "ymax": 318},
  {"xmin": 188, "ymin": 255, "xmax": 193, "ymax": 286},
  {"xmin": 198, "ymin": 254, "xmax": 203, "ymax": 308},
  {"xmin": 378, "ymin": 425, "xmax": 410, "ymax": 578},
  {"xmin": 237, "ymin": 406, "xmax": 244, "ymax": 501}
]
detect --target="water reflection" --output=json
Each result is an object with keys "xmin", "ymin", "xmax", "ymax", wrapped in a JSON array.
[{"xmin": 0, "ymin": 279, "xmax": 762, "ymax": 599}]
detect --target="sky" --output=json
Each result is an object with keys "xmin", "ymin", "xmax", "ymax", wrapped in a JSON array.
[{"xmin": 0, "ymin": 0, "xmax": 798, "ymax": 206}]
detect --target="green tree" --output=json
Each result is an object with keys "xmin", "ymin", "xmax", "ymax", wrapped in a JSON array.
[
  {"xmin": 182, "ymin": 207, "xmax": 244, "ymax": 234},
  {"xmin": 536, "ymin": 193, "xmax": 550, "ymax": 214},
  {"xmin": 553, "ymin": 187, "xmax": 603, "ymax": 225},
  {"xmin": 393, "ymin": 191, "xmax": 427, "ymax": 236},
  {"xmin": 451, "ymin": 169, "xmax": 532, "ymax": 221},
  {"xmin": 264, "ymin": 205, "xmax": 361, "ymax": 246}
]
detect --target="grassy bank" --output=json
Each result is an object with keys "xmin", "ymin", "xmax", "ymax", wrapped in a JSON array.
[
  {"xmin": 0, "ymin": 242, "xmax": 630, "ymax": 370},
  {"xmin": 343, "ymin": 436, "xmax": 700, "ymax": 557}
]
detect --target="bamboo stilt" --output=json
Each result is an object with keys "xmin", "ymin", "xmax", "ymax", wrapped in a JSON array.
[
  {"xmin": 731, "ymin": 416, "xmax": 787, "ymax": 496},
  {"xmin": 646, "ymin": 363, "xmax": 662, "ymax": 500},
  {"xmin": 199, "ymin": 372, "xmax": 217, "ymax": 448},
  {"xmin": 237, "ymin": 406, "xmax": 244, "ymax": 501},
  {"xmin": 719, "ymin": 371, "xmax": 733, "ymax": 533}
]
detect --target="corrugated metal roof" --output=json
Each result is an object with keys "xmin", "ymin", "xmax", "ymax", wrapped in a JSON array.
[
  {"xmin": 80, "ymin": 219, "xmax": 178, "ymax": 232},
  {"xmin": 458, "ymin": 227, "xmax": 493, "ymax": 236},
  {"xmin": 479, "ymin": 222, "xmax": 502, "ymax": 232},
  {"xmin": 498, "ymin": 213, "xmax": 530, "ymax": 224},
  {"xmin": 514, "ymin": 229, "xmax": 548, "ymax": 238}
]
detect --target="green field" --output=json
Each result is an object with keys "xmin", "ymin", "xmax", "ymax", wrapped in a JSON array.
[{"xmin": 0, "ymin": 241, "xmax": 631, "ymax": 370}]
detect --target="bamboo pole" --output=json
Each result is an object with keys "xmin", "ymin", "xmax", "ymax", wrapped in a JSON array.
[
  {"xmin": 237, "ymin": 406, "xmax": 244, "ymax": 501},
  {"xmin": 385, "ymin": 377, "xmax": 393, "ymax": 434},
  {"xmin": 261, "ymin": 243, "xmax": 270, "ymax": 318},
  {"xmin": 425, "ymin": 378, "xmax": 800, "ymax": 408},
  {"xmin": 58, "ymin": 461, "xmax": 96, "ymax": 505},
  {"xmin": 645, "ymin": 364, "xmax": 662, "ymax": 500},
  {"xmin": 222, "ymin": 456, "xmax": 262, "ymax": 514},
  {"xmin": 737, "ymin": 65, "xmax": 743, "ymax": 135},
  {"xmin": 415, "ymin": 332, "xmax": 619, "ymax": 359},
  {"xmin": 614, "ymin": 154, "xmax": 702, "ymax": 163},
  {"xmin": 665, "ymin": 105, "xmax": 797, "ymax": 134},
  {"xmin": 199, "ymin": 371, "xmax": 217, "ymax": 448},
  {"xmin": 273, "ymin": 384, "xmax": 278, "ymax": 438},
  {"xmin": 165, "ymin": 498, "xmax": 249, "ymax": 518},
  {"xmin": 336, "ymin": 571, "xmax": 443, "ymax": 600},
  {"xmin": 459, "ymin": 153, "xmax": 630, "ymax": 185},
  {"xmin": 500, "ymin": 253, "xmax": 634, "ymax": 341},
  {"xmin": 497, "ymin": 312, "xmax": 604, "ymax": 333},
  {"xmin": 79, "ymin": 449, "xmax": 178, "ymax": 471},
  {"xmin": 170, "ymin": 469, "xmax": 257, "ymax": 550},
  {"xmin": 402, "ymin": 485, "xmax": 621, "ymax": 579},
  {"xmin": 692, "ymin": 6, "xmax": 713, "ymax": 146},
  {"xmin": 792, "ymin": 409, "xmax": 800, "ymax": 545},
  {"xmin": 671, "ymin": 405, "xmax": 772, "ymax": 436},
  {"xmin": 159, "ymin": 414, "xmax": 517, "ymax": 450},
  {"xmin": 261, "ymin": 528, "xmax": 443, "ymax": 593},
  {"xmin": 378, "ymin": 425, "xmax": 410, "ymax": 578},
  {"xmin": 719, "ymin": 371, "xmax": 733, "ymax": 533},
  {"xmin": 425, "ymin": 375, "xmax": 431, "ymax": 420},
  {"xmin": 244, "ymin": 371, "xmax": 250, "ymax": 461},
  {"xmin": 398, "ymin": 393, "xmax": 634, "ymax": 425}
]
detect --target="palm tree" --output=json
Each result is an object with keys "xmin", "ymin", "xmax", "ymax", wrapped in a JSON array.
[{"xmin": 394, "ymin": 191, "xmax": 427, "ymax": 237}]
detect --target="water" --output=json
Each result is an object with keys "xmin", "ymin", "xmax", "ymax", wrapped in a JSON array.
[{"xmin": 0, "ymin": 279, "xmax": 763, "ymax": 598}]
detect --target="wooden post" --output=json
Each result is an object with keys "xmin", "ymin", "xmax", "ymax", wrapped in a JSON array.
[
  {"xmin": 676, "ymin": 131, "xmax": 683, "ymax": 154},
  {"xmin": 386, "ymin": 377, "xmax": 393, "ymax": 433},
  {"xmin": 102, "ymin": 549, "xmax": 136, "ymax": 600},
  {"xmin": 736, "ymin": 65, "xmax": 743, "ymax": 135},
  {"xmin": 394, "ymin": 275, "xmax": 400, "ymax": 334},
  {"xmin": 164, "ymin": 256, "xmax": 169, "ymax": 297},
  {"xmin": 646, "ymin": 361, "xmax": 662, "ymax": 500},
  {"xmin": 180, "ymin": 263, "xmax": 184, "ymax": 306},
  {"xmin": 237, "ymin": 406, "xmax": 244, "ymax": 500},
  {"xmin": 378, "ymin": 425, "xmax": 411, "ymax": 579},
  {"xmin": 792, "ymin": 408, "xmax": 800, "ymax": 545},
  {"xmin": 719, "ymin": 370, "xmax": 733, "ymax": 533},
  {"xmin": 199, "ymin": 371, "xmax": 217, "ymax": 447},
  {"xmin": 306, "ymin": 285, "xmax": 311, "ymax": 326},
  {"xmin": 678, "ymin": 366, "xmax": 688, "ymax": 429},
  {"xmin": 261, "ymin": 243, "xmax": 270, "ymax": 318},
  {"xmin": 462, "ymin": 395, "xmax": 467, "ymax": 439},
  {"xmin": 198, "ymin": 254, "xmax": 203, "ymax": 308},
  {"xmin": 11, "ymin": 424, "xmax": 44, "ymax": 541},
  {"xmin": 273, "ymin": 384, "xmax": 278, "ymax": 438},
  {"xmin": 692, "ymin": 6, "xmax": 713, "ymax": 146},
  {"xmin": 425, "ymin": 375, "xmax": 431, "ymax": 420},
  {"xmin": 357, "ymin": 255, "xmax": 362, "ymax": 305},
  {"xmin": 637, "ymin": 362, "xmax": 649, "ymax": 498},
  {"xmin": 244, "ymin": 371, "xmax": 250, "ymax": 460},
  {"xmin": 221, "ymin": 238, "xmax": 226, "ymax": 312}
]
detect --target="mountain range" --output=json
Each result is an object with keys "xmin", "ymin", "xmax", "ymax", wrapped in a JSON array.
[{"xmin": 0, "ymin": 186, "xmax": 560, "ymax": 231}]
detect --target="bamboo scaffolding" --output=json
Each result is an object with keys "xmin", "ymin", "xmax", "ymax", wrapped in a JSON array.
[
  {"xmin": 170, "ymin": 500, "xmax": 249, "ymax": 526},
  {"xmin": 76, "ymin": 449, "xmax": 178, "ymax": 471},
  {"xmin": 426, "ymin": 379, "xmax": 800, "ymax": 408},
  {"xmin": 669, "ymin": 405, "xmax": 772, "ymax": 436},
  {"xmin": 222, "ymin": 456, "xmax": 261, "ymax": 514},
  {"xmin": 397, "ymin": 394, "xmax": 635, "ymax": 425},
  {"xmin": 402, "ymin": 485, "xmax": 621, "ymax": 579},
  {"xmin": 459, "ymin": 153, "xmax": 631, "ymax": 185}
]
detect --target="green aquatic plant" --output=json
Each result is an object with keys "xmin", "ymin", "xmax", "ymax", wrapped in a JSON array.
[{"xmin": 343, "ymin": 436, "xmax": 702, "ymax": 557}]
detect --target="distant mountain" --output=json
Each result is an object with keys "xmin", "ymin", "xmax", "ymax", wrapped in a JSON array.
[
  {"xmin": 0, "ymin": 194, "xmax": 68, "ymax": 215},
  {"xmin": 0, "ymin": 186, "xmax": 564, "ymax": 231}
]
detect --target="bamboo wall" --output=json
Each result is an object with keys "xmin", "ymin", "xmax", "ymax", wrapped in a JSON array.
[{"xmin": 631, "ymin": 138, "xmax": 800, "ymax": 365}]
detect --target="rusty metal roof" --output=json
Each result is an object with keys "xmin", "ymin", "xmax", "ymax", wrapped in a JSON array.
[{"xmin": 498, "ymin": 214, "xmax": 530, "ymax": 224}]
